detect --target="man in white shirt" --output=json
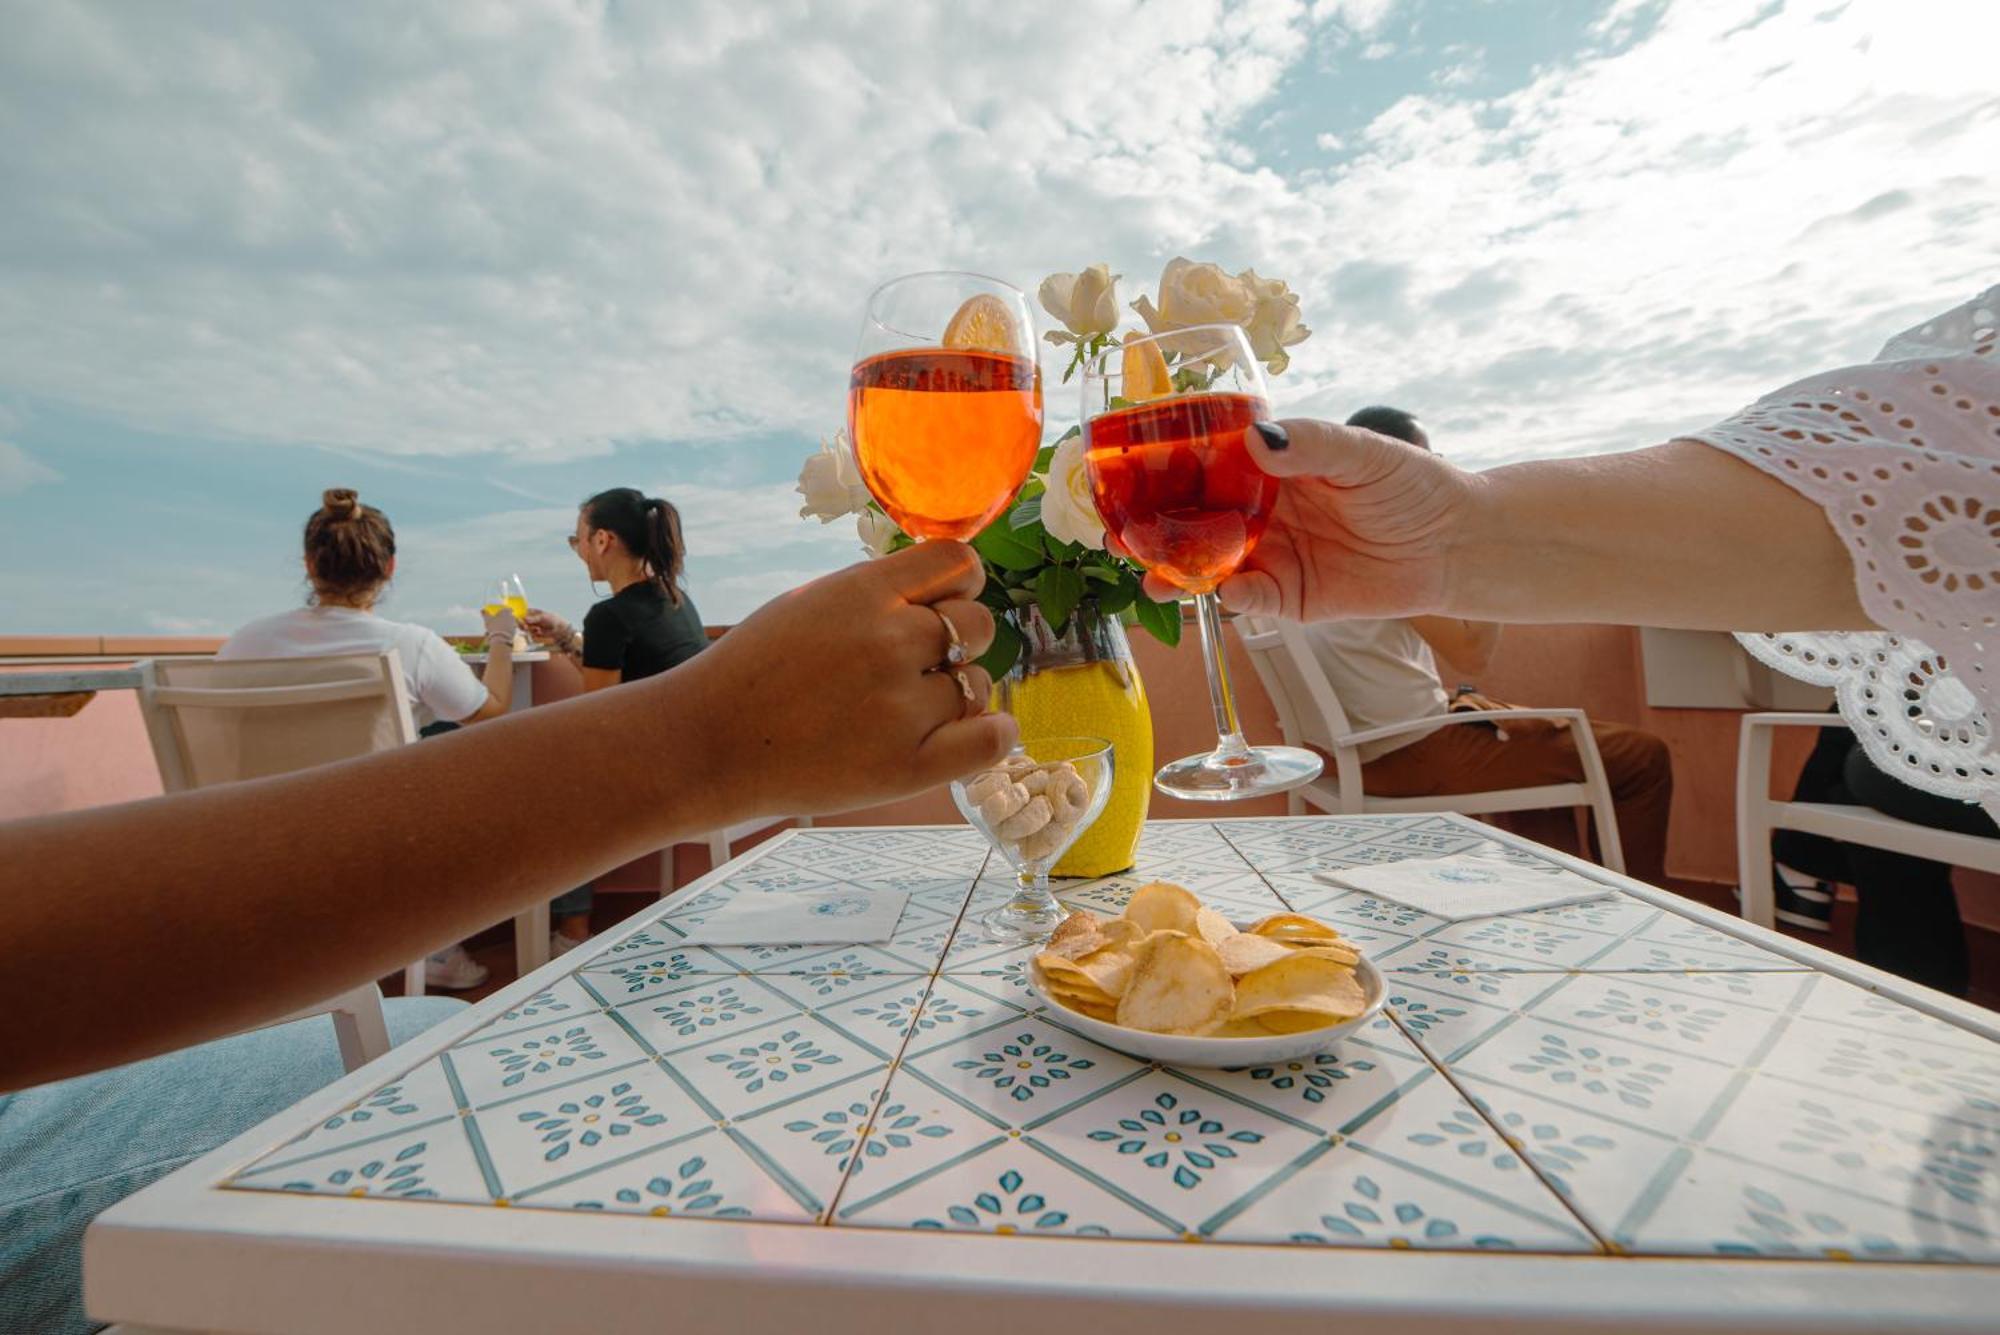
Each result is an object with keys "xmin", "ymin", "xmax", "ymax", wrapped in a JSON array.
[{"xmin": 1303, "ymin": 407, "xmax": 1674, "ymax": 885}]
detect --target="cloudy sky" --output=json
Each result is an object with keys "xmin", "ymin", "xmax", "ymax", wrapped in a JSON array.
[{"xmin": 1, "ymin": 0, "xmax": 1994, "ymax": 635}]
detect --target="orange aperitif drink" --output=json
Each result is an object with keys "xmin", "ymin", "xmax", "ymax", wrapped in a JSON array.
[
  {"xmin": 850, "ymin": 274, "xmax": 1043, "ymax": 542},
  {"xmin": 848, "ymin": 347, "xmax": 1042, "ymax": 540}
]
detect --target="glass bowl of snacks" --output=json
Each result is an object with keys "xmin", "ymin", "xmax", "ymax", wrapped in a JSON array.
[
  {"xmin": 1028, "ymin": 881, "xmax": 1383, "ymax": 1066},
  {"xmin": 952, "ymin": 736, "xmax": 1113, "ymax": 943}
]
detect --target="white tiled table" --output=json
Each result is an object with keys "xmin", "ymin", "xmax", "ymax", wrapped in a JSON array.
[{"xmin": 88, "ymin": 816, "xmax": 2000, "ymax": 1333}]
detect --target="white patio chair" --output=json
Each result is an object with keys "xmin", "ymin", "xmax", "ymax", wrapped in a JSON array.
[
  {"xmin": 1238, "ymin": 615, "xmax": 1627, "ymax": 874},
  {"xmin": 659, "ymin": 815, "xmax": 813, "ymax": 900},
  {"xmin": 1734, "ymin": 711, "xmax": 2000, "ymax": 928},
  {"xmin": 135, "ymin": 651, "xmax": 536, "ymax": 1023}
]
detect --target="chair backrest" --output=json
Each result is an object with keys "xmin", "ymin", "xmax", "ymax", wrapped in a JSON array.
[
  {"xmin": 137, "ymin": 651, "xmax": 419, "ymax": 792},
  {"xmin": 1236, "ymin": 614, "xmax": 1358, "ymax": 755}
]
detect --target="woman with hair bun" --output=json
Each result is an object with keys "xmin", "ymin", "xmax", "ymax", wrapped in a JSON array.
[
  {"xmin": 219, "ymin": 488, "xmax": 518, "ymax": 990},
  {"xmin": 526, "ymin": 487, "xmax": 708, "ymax": 951}
]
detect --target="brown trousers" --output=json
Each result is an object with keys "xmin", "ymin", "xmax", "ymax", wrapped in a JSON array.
[{"xmin": 1359, "ymin": 718, "xmax": 1673, "ymax": 885}]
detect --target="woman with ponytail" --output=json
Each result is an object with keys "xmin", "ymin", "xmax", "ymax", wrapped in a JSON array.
[
  {"xmin": 529, "ymin": 487, "xmax": 706, "ymax": 690},
  {"xmin": 219, "ymin": 488, "xmax": 518, "ymax": 990},
  {"xmin": 525, "ymin": 487, "xmax": 707, "ymax": 951}
]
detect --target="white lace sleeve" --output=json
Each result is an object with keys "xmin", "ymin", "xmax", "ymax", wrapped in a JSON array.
[{"xmin": 1684, "ymin": 284, "xmax": 2000, "ymax": 811}]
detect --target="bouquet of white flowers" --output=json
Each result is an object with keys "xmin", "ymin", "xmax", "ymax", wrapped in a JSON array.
[{"xmin": 799, "ymin": 257, "xmax": 1311, "ymax": 674}]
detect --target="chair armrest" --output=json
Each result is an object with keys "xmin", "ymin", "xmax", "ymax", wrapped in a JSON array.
[
  {"xmin": 1743, "ymin": 711, "xmax": 1847, "ymax": 732},
  {"xmin": 1340, "ymin": 708, "xmax": 1588, "ymax": 750}
]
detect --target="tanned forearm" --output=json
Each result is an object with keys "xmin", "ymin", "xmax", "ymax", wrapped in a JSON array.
[
  {"xmin": 1448, "ymin": 440, "xmax": 1875, "ymax": 632},
  {"xmin": 481, "ymin": 637, "xmax": 515, "ymax": 712},
  {"xmin": 1, "ymin": 663, "xmax": 733, "ymax": 1088}
]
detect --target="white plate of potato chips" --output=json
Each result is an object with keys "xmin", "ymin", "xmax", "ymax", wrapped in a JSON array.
[{"xmin": 1028, "ymin": 882, "xmax": 1383, "ymax": 1067}]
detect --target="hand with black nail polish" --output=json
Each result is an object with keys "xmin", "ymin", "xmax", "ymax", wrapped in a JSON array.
[{"xmin": 1140, "ymin": 417, "xmax": 1473, "ymax": 623}]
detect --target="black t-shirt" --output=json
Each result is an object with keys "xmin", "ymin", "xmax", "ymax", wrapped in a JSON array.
[{"xmin": 581, "ymin": 582, "xmax": 707, "ymax": 683}]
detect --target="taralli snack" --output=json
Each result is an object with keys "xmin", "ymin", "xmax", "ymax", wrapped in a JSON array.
[
  {"xmin": 962, "ymin": 756, "xmax": 1093, "ymax": 866},
  {"xmin": 1030, "ymin": 882, "xmax": 1369, "ymax": 1038}
]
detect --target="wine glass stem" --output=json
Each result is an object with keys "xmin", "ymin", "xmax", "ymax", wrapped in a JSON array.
[
  {"xmin": 1009, "ymin": 868, "xmax": 1056, "ymax": 918},
  {"xmin": 1194, "ymin": 592, "xmax": 1251, "ymax": 760}
]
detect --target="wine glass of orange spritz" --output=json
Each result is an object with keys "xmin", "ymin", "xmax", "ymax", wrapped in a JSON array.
[
  {"xmin": 848, "ymin": 271, "xmax": 1044, "ymax": 541},
  {"xmin": 1082, "ymin": 322, "xmax": 1322, "ymax": 801}
]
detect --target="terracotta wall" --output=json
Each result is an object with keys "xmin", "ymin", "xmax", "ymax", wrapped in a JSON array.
[{"xmin": 8, "ymin": 628, "xmax": 1996, "ymax": 930}]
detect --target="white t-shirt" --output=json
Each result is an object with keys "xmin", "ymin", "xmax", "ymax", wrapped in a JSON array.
[
  {"xmin": 1299, "ymin": 618, "xmax": 1451, "ymax": 763},
  {"xmin": 218, "ymin": 607, "xmax": 489, "ymax": 730}
]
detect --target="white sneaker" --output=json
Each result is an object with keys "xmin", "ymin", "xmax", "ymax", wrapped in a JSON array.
[
  {"xmin": 425, "ymin": 944, "xmax": 489, "ymax": 990},
  {"xmin": 550, "ymin": 931, "xmax": 588, "ymax": 958}
]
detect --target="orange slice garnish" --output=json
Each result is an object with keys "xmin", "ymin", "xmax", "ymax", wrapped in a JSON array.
[
  {"xmin": 1121, "ymin": 330, "xmax": 1173, "ymax": 403},
  {"xmin": 941, "ymin": 293, "xmax": 1021, "ymax": 353}
]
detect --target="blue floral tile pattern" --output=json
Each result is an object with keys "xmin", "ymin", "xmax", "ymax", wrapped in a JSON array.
[{"xmin": 220, "ymin": 817, "xmax": 2000, "ymax": 1266}]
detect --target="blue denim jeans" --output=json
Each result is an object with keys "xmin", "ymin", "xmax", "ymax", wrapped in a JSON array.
[{"xmin": 0, "ymin": 997, "xmax": 465, "ymax": 1334}]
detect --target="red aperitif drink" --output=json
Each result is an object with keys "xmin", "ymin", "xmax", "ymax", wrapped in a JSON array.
[
  {"xmin": 848, "ymin": 348, "xmax": 1043, "ymax": 541},
  {"xmin": 1084, "ymin": 391, "xmax": 1276, "ymax": 594}
]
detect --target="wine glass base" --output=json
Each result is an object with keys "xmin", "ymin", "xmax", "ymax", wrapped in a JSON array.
[
  {"xmin": 981, "ymin": 898, "xmax": 1068, "ymax": 944},
  {"xmin": 1154, "ymin": 745, "xmax": 1324, "ymax": 802}
]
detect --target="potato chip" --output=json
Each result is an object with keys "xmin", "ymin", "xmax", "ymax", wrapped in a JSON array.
[
  {"xmin": 1195, "ymin": 906, "xmax": 1237, "ymax": 947},
  {"xmin": 1230, "ymin": 952, "xmax": 1367, "ymax": 1026},
  {"xmin": 1290, "ymin": 941, "xmax": 1362, "ymax": 967},
  {"xmin": 1216, "ymin": 931, "xmax": 1294, "ymax": 976},
  {"xmin": 1115, "ymin": 934, "xmax": 1234, "ymax": 1034},
  {"xmin": 1097, "ymin": 917, "xmax": 1145, "ymax": 952},
  {"xmin": 1034, "ymin": 955, "xmax": 1112, "ymax": 1001},
  {"xmin": 1246, "ymin": 1008, "xmax": 1341, "ymax": 1035},
  {"xmin": 1245, "ymin": 912, "xmax": 1346, "ymax": 945},
  {"xmin": 1124, "ymin": 881, "xmax": 1200, "ymax": 935},
  {"xmin": 1046, "ymin": 911, "xmax": 1104, "ymax": 961},
  {"xmin": 1071, "ymin": 944, "xmax": 1142, "ymax": 998}
]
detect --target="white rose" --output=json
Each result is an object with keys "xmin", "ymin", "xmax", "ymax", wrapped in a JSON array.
[
  {"xmin": 1130, "ymin": 257, "xmax": 1256, "ymax": 335},
  {"xmin": 797, "ymin": 430, "xmax": 872, "ymax": 523},
  {"xmin": 856, "ymin": 507, "xmax": 901, "ymax": 559},
  {"xmin": 1238, "ymin": 269, "xmax": 1311, "ymax": 374},
  {"xmin": 1039, "ymin": 432, "xmax": 1105, "ymax": 550},
  {"xmin": 1037, "ymin": 264, "xmax": 1120, "ymax": 345}
]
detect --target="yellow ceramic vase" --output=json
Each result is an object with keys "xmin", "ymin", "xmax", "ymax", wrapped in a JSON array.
[{"xmin": 1003, "ymin": 604, "xmax": 1154, "ymax": 878}]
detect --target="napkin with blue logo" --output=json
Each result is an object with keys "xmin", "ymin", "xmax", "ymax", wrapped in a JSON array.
[
  {"xmin": 1314, "ymin": 845, "xmax": 1614, "ymax": 922},
  {"xmin": 673, "ymin": 888, "xmax": 911, "ymax": 946}
]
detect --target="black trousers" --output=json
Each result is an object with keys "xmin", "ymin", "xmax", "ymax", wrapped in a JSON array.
[{"xmin": 1772, "ymin": 722, "xmax": 1989, "ymax": 997}]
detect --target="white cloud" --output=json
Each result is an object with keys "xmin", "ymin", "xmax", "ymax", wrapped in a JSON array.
[
  {"xmin": 1315, "ymin": 131, "xmax": 1346, "ymax": 151},
  {"xmin": 1312, "ymin": 0, "xmax": 1401, "ymax": 35},
  {"xmin": 0, "ymin": 441, "xmax": 60, "ymax": 495},
  {"xmin": 0, "ymin": 0, "xmax": 1991, "ymax": 491},
  {"xmin": 0, "ymin": 0, "xmax": 1313, "ymax": 458}
]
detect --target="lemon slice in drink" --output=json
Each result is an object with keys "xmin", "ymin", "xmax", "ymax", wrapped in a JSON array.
[
  {"xmin": 1121, "ymin": 330, "xmax": 1173, "ymax": 403},
  {"xmin": 941, "ymin": 294, "xmax": 1021, "ymax": 353}
]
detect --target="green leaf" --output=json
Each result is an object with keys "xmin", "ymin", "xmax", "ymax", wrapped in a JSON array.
[
  {"xmin": 1053, "ymin": 424, "xmax": 1082, "ymax": 444},
  {"xmin": 1079, "ymin": 564, "xmax": 1121, "ymax": 585},
  {"xmin": 1034, "ymin": 445, "xmax": 1058, "ymax": 473},
  {"xmin": 972, "ymin": 516, "xmax": 1044, "ymax": 572},
  {"xmin": 976, "ymin": 617, "xmax": 1023, "ymax": 678},
  {"xmin": 1009, "ymin": 495, "xmax": 1044, "ymax": 530},
  {"xmin": 1032, "ymin": 566, "xmax": 1086, "ymax": 636},
  {"xmin": 1092, "ymin": 579, "xmax": 1137, "ymax": 616},
  {"xmin": 1132, "ymin": 590, "xmax": 1184, "ymax": 648}
]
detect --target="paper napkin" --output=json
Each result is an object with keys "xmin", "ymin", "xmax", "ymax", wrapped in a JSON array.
[
  {"xmin": 1315, "ymin": 847, "xmax": 1613, "ymax": 922},
  {"xmin": 674, "ymin": 888, "xmax": 911, "ymax": 947}
]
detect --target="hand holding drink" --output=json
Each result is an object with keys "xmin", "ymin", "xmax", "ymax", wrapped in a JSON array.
[{"xmin": 1082, "ymin": 324, "xmax": 1322, "ymax": 801}]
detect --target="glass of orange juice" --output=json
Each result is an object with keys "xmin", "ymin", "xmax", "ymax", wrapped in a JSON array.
[
  {"xmin": 848, "ymin": 272, "xmax": 1043, "ymax": 541},
  {"xmin": 482, "ymin": 577, "xmax": 529, "ymax": 629}
]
